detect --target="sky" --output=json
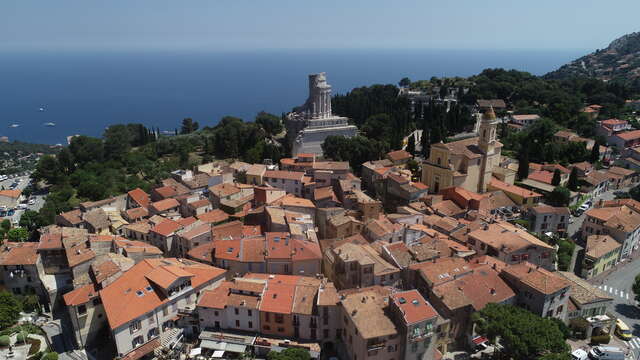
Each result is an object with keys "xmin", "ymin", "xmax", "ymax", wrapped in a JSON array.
[{"xmin": 1, "ymin": 0, "xmax": 639, "ymax": 52}]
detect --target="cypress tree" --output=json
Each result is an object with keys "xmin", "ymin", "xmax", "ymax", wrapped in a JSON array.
[
  {"xmin": 551, "ymin": 169, "xmax": 561, "ymax": 186},
  {"xmin": 517, "ymin": 146, "xmax": 530, "ymax": 180},
  {"xmin": 406, "ymin": 134, "xmax": 416, "ymax": 155},
  {"xmin": 590, "ymin": 141, "xmax": 600, "ymax": 163},
  {"xmin": 567, "ymin": 167, "xmax": 579, "ymax": 191}
]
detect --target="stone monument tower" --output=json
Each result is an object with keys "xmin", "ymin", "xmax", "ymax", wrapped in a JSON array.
[{"xmin": 285, "ymin": 73, "xmax": 357, "ymax": 157}]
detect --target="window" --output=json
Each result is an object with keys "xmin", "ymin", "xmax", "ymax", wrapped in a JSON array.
[
  {"xmin": 265, "ymin": 312, "xmax": 271, "ymax": 322},
  {"xmin": 148, "ymin": 313, "xmax": 155, "ymax": 324},
  {"xmin": 411, "ymin": 342, "xmax": 418, "ymax": 353},
  {"xmin": 324, "ymin": 329, "xmax": 329, "ymax": 339},
  {"xmin": 248, "ymin": 321, "xmax": 253, "ymax": 328},
  {"xmin": 163, "ymin": 307, "xmax": 169, "ymax": 317},
  {"xmin": 77, "ymin": 305, "xmax": 87, "ymax": 316},
  {"xmin": 214, "ymin": 311, "xmax": 219, "ymax": 316},
  {"xmin": 148, "ymin": 327, "xmax": 159, "ymax": 338},
  {"xmin": 248, "ymin": 309, "xmax": 252, "ymax": 316},
  {"xmin": 278, "ymin": 327, "xmax": 285, "ymax": 332},
  {"xmin": 234, "ymin": 308, "xmax": 239, "ymax": 315},
  {"xmin": 235, "ymin": 320, "xmax": 240, "ymax": 327},
  {"xmin": 129, "ymin": 320, "xmax": 142, "ymax": 334},
  {"xmin": 92, "ymin": 298, "xmax": 101, "ymax": 306},
  {"xmin": 132, "ymin": 336, "xmax": 144, "ymax": 348},
  {"xmin": 275, "ymin": 314, "xmax": 284, "ymax": 323}
]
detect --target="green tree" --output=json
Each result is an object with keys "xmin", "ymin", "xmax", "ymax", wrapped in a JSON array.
[
  {"xmin": 180, "ymin": 118, "xmax": 199, "ymax": 134},
  {"xmin": 255, "ymin": 112, "xmax": 283, "ymax": 137},
  {"xmin": 398, "ymin": 77, "xmax": 411, "ymax": 87},
  {"xmin": 547, "ymin": 186, "xmax": 571, "ymax": 207},
  {"xmin": 0, "ymin": 220, "xmax": 10, "ymax": 233},
  {"xmin": 7, "ymin": 228, "xmax": 28, "ymax": 242},
  {"xmin": 266, "ymin": 348, "xmax": 311, "ymax": 360},
  {"xmin": 0, "ymin": 291, "xmax": 22, "ymax": 329},
  {"xmin": 406, "ymin": 159, "xmax": 421, "ymax": 180},
  {"xmin": 551, "ymin": 169, "xmax": 561, "ymax": 186},
  {"xmin": 33, "ymin": 155, "xmax": 61, "ymax": 185},
  {"xmin": 473, "ymin": 303, "xmax": 569, "ymax": 359},
  {"xmin": 567, "ymin": 167, "xmax": 579, "ymax": 191},
  {"xmin": 19, "ymin": 210, "xmax": 42, "ymax": 236},
  {"xmin": 57, "ymin": 147, "xmax": 75, "ymax": 175},
  {"xmin": 69, "ymin": 136, "xmax": 104, "ymax": 166},
  {"xmin": 406, "ymin": 134, "xmax": 416, "ymax": 155},
  {"xmin": 103, "ymin": 125, "xmax": 133, "ymax": 161}
]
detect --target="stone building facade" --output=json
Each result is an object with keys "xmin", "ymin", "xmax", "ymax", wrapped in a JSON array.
[{"xmin": 285, "ymin": 73, "xmax": 358, "ymax": 156}]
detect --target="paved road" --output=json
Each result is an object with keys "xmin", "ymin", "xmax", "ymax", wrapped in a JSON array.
[
  {"xmin": 590, "ymin": 254, "xmax": 640, "ymax": 358},
  {"xmin": 567, "ymin": 187, "xmax": 628, "ymax": 238}
]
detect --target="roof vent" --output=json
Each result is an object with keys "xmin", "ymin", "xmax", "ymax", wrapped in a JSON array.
[
  {"xmin": 398, "ymin": 297, "xmax": 406, "ymax": 304},
  {"xmin": 412, "ymin": 299, "xmax": 419, "ymax": 306}
]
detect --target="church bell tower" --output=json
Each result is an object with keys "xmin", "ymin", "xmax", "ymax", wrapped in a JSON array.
[{"xmin": 478, "ymin": 106, "xmax": 498, "ymax": 154}]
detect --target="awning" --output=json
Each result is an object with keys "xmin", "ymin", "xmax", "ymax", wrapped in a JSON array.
[
  {"xmin": 200, "ymin": 340, "xmax": 247, "ymax": 354},
  {"xmin": 472, "ymin": 336, "xmax": 488, "ymax": 345}
]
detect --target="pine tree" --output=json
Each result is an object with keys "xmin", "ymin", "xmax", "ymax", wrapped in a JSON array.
[
  {"xmin": 567, "ymin": 167, "xmax": 579, "ymax": 191},
  {"xmin": 551, "ymin": 169, "xmax": 561, "ymax": 186}
]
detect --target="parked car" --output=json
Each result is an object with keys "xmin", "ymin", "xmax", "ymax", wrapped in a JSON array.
[
  {"xmin": 571, "ymin": 349, "xmax": 588, "ymax": 360},
  {"xmin": 588, "ymin": 346, "xmax": 625, "ymax": 360}
]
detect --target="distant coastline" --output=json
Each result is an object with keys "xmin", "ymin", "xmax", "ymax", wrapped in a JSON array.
[{"xmin": 0, "ymin": 48, "xmax": 586, "ymax": 145}]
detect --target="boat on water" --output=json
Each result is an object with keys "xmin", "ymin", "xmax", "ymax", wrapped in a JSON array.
[
  {"xmin": 9, "ymin": 124, "xmax": 19, "ymax": 128},
  {"xmin": 39, "ymin": 107, "xmax": 45, "ymax": 112},
  {"xmin": 44, "ymin": 122, "xmax": 55, "ymax": 127}
]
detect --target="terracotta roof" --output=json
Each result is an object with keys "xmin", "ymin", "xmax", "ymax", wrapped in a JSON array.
[
  {"xmin": 391, "ymin": 290, "xmax": 438, "ymax": 325},
  {"xmin": 608, "ymin": 166, "xmax": 635, "ymax": 177},
  {"xmin": 477, "ymin": 99, "xmax": 506, "ymax": 108},
  {"xmin": 0, "ymin": 242, "xmax": 38, "ymax": 265},
  {"xmin": 264, "ymin": 170, "xmax": 305, "ymax": 181},
  {"xmin": 527, "ymin": 170, "xmax": 554, "ymax": 185},
  {"xmin": 313, "ymin": 187, "xmax": 335, "ymax": 201},
  {"xmin": 180, "ymin": 223, "xmax": 212, "ymax": 240},
  {"xmin": 189, "ymin": 199, "xmax": 211, "ymax": 209},
  {"xmin": 197, "ymin": 209, "xmax": 229, "ymax": 224},
  {"xmin": 66, "ymin": 243, "xmax": 96, "ymax": 268},
  {"xmin": 121, "ymin": 339, "xmax": 160, "ymax": 360},
  {"xmin": 432, "ymin": 266, "xmax": 515, "ymax": 311},
  {"xmin": 469, "ymin": 221, "xmax": 554, "ymax": 253},
  {"xmin": 125, "ymin": 207, "xmax": 148, "ymax": 220},
  {"xmin": 63, "ymin": 283, "xmax": 99, "ymax": 306},
  {"xmin": 260, "ymin": 283, "xmax": 295, "ymax": 314},
  {"xmin": 153, "ymin": 186, "xmax": 177, "ymax": 199},
  {"xmin": 150, "ymin": 218, "xmax": 182, "ymax": 237},
  {"xmin": 502, "ymin": 262, "xmax": 571, "ymax": 295},
  {"xmin": 489, "ymin": 178, "xmax": 541, "ymax": 198},
  {"xmin": 409, "ymin": 257, "xmax": 472, "ymax": 286},
  {"xmin": 58, "ymin": 209, "xmax": 83, "ymax": 225},
  {"xmin": 292, "ymin": 284, "xmax": 318, "ymax": 315},
  {"xmin": 387, "ymin": 149, "xmax": 412, "ymax": 162},
  {"xmin": 615, "ymin": 130, "xmax": 640, "ymax": 141},
  {"xmin": 586, "ymin": 205, "xmax": 640, "ymax": 233},
  {"xmin": 128, "ymin": 188, "xmax": 150, "ymax": 208},
  {"xmin": 150, "ymin": 198, "xmax": 179, "ymax": 213},
  {"xmin": 100, "ymin": 259, "xmax": 226, "ymax": 329},
  {"xmin": 585, "ymin": 235, "xmax": 621, "ymax": 259},
  {"xmin": 279, "ymin": 195, "xmax": 315, "ymax": 208},
  {"xmin": 212, "ymin": 220, "xmax": 244, "ymax": 240},
  {"xmin": 115, "ymin": 239, "xmax": 163, "ymax": 255},
  {"xmin": 0, "ymin": 189, "xmax": 21, "ymax": 198},
  {"xmin": 333, "ymin": 242, "xmax": 399, "ymax": 276},
  {"xmin": 602, "ymin": 118, "xmax": 627, "ymax": 126},
  {"xmin": 557, "ymin": 272, "xmax": 613, "ymax": 306},
  {"xmin": 187, "ymin": 242, "xmax": 215, "ymax": 263},
  {"xmin": 209, "ymin": 183, "xmax": 241, "ymax": 198},
  {"xmin": 432, "ymin": 137, "xmax": 483, "ymax": 160},
  {"xmin": 431, "ymin": 200, "xmax": 464, "ymax": 217},
  {"xmin": 340, "ymin": 286, "xmax": 397, "ymax": 339},
  {"xmin": 38, "ymin": 232, "xmax": 63, "ymax": 250}
]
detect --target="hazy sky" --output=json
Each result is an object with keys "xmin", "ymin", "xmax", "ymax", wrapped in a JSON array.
[{"xmin": 1, "ymin": 0, "xmax": 639, "ymax": 51}]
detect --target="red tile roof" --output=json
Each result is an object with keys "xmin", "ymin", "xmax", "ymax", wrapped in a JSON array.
[
  {"xmin": 0, "ymin": 189, "xmax": 21, "ymax": 199},
  {"xmin": 63, "ymin": 283, "xmax": 99, "ymax": 306},
  {"xmin": 128, "ymin": 188, "xmax": 150, "ymax": 208},
  {"xmin": 264, "ymin": 170, "xmax": 305, "ymax": 181},
  {"xmin": 391, "ymin": 290, "xmax": 438, "ymax": 325},
  {"xmin": 615, "ymin": 130, "xmax": 640, "ymax": 141},
  {"xmin": 100, "ymin": 258, "xmax": 226, "ymax": 329},
  {"xmin": 150, "ymin": 218, "xmax": 182, "ymax": 237},
  {"xmin": 197, "ymin": 209, "xmax": 229, "ymax": 224},
  {"xmin": 0, "ymin": 242, "xmax": 38, "ymax": 265},
  {"xmin": 387, "ymin": 149, "xmax": 412, "ymax": 162},
  {"xmin": 150, "ymin": 198, "xmax": 179, "ymax": 212}
]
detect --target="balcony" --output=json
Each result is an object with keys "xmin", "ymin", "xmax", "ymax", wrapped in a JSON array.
[
  {"xmin": 178, "ymin": 306, "xmax": 195, "ymax": 315},
  {"xmin": 367, "ymin": 342, "xmax": 385, "ymax": 352}
]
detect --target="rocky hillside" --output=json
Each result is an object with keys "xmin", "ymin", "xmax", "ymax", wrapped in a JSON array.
[{"xmin": 545, "ymin": 31, "xmax": 640, "ymax": 85}]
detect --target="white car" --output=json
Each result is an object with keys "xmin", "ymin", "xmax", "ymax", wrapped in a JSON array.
[{"xmin": 28, "ymin": 199, "xmax": 35, "ymax": 205}]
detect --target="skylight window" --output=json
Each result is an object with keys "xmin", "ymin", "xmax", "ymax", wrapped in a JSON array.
[{"xmin": 136, "ymin": 290, "xmax": 145, "ymax": 297}]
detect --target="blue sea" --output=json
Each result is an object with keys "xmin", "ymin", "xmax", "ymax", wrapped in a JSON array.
[{"xmin": 0, "ymin": 48, "xmax": 586, "ymax": 145}]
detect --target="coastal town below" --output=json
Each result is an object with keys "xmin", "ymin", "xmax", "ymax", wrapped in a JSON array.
[{"xmin": 3, "ymin": 67, "xmax": 640, "ymax": 360}]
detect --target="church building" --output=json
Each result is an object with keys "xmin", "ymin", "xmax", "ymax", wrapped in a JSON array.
[{"xmin": 421, "ymin": 107, "xmax": 502, "ymax": 193}]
